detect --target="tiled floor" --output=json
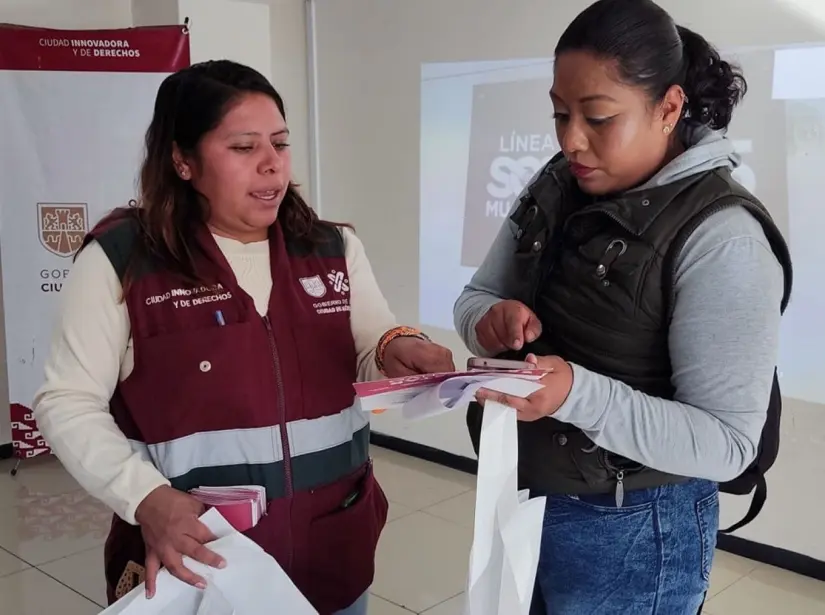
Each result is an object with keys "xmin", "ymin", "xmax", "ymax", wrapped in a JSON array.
[{"xmin": 1, "ymin": 448, "xmax": 824, "ymax": 614}]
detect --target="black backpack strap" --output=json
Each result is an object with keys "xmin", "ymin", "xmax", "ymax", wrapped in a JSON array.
[
  {"xmin": 720, "ymin": 474, "xmax": 767, "ymax": 534},
  {"xmin": 662, "ymin": 193, "xmax": 792, "ymax": 534}
]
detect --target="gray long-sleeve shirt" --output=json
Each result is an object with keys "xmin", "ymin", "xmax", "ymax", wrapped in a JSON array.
[{"xmin": 453, "ymin": 127, "xmax": 785, "ymax": 483}]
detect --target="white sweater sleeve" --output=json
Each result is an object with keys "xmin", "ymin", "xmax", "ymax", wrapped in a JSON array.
[
  {"xmin": 342, "ymin": 227, "xmax": 399, "ymax": 382},
  {"xmin": 32, "ymin": 241, "xmax": 169, "ymax": 525}
]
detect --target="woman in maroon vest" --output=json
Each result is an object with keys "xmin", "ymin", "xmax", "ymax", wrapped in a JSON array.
[{"xmin": 33, "ymin": 59, "xmax": 454, "ymax": 615}]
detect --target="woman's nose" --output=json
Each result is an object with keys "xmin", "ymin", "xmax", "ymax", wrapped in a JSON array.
[
  {"xmin": 560, "ymin": 120, "xmax": 588, "ymax": 155},
  {"xmin": 259, "ymin": 145, "xmax": 283, "ymax": 174}
]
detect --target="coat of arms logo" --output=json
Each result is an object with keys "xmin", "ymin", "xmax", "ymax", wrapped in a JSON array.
[{"xmin": 37, "ymin": 203, "xmax": 88, "ymax": 257}]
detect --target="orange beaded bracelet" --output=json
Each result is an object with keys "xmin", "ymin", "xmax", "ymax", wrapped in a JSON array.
[{"xmin": 375, "ymin": 326, "xmax": 430, "ymax": 375}]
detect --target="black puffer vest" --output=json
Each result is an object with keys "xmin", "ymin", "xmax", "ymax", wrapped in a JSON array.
[{"xmin": 467, "ymin": 154, "xmax": 792, "ymax": 498}]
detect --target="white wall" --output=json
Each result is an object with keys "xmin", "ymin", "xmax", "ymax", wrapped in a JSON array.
[
  {"xmin": 0, "ymin": 0, "xmax": 133, "ymax": 29},
  {"xmin": 132, "ymin": 0, "xmax": 275, "ymax": 86},
  {"xmin": 266, "ymin": 0, "xmax": 312, "ymax": 201},
  {"xmin": 177, "ymin": 0, "xmax": 273, "ymax": 83}
]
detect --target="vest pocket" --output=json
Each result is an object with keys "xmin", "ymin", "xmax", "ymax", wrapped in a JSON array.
[
  {"xmin": 125, "ymin": 321, "xmax": 268, "ymax": 442},
  {"xmin": 305, "ymin": 462, "xmax": 389, "ymax": 609},
  {"xmin": 104, "ymin": 515, "xmax": 146, "ymax": 606}
]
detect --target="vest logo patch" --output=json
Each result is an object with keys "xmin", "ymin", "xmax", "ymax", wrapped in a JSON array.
[
  {"xmin": 299, "ymin": 275, "xmax": 327, "ymax": 298},
  {"xmin": 327, "ymin": 270, "xmax": 350, "ymax": 294}
]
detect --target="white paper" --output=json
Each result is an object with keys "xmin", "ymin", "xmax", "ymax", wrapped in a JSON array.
[
  {"xmin": 356, "ymin": 371, "xmax": 545, "ymax": 615},
  {"xmin": 99, "ymin": 509, "xmax": 317, "ymax": 615},
  {"xmin": 353, "ymin": 369, "xmax": 546, "ymax": 414},
  {"xmin": 195, "ymin": 582, "xmax": 235, "ymax": 615},
  {"xmin": 464, "ymin": 400, "xmax": 546, "ymax": 615},
  {"xmin": 401, "ymin": 375, "xmax": 544, "ymax": 421}
]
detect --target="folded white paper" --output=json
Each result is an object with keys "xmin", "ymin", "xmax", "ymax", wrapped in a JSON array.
[
  {"xmin": 98, "ymin": 509, "xmax": 317, "ymax": 615},
  {"xmin": 464, "ymin": 399, "xmax": 546, "ymax": 615},
  {"xmin": 401, "ymin": 375, "xmax": 544, "ymax": 421},
  {"xmin": 353, "ymin": 369, "xmax": 546, "ymax": 416},
  {"xmin": 355, "ymin": 370, "xmax": 547, "ymax": 614},
  {"xmin": 194, "ymin": 582, "xmax": 235, "ymax": 615}
]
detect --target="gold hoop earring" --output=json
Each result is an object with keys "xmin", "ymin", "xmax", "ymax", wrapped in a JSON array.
[{"xmin": 663, "ymin": 125, "xmax": 673, "ymax": 135}]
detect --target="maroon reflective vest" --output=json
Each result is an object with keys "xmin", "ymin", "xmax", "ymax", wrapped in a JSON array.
[{"xmin": 86, "ymin": 209, "xmax": 388, "ymax": 614}]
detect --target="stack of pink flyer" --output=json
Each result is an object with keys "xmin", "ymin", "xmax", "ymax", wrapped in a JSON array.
[
  {"xmin": 190, "ymin": 486, "xmax": 267, "ymax": 533},
  {"xmin": 353, "ymin": 369, "xmax": 546, "ymax": 421}
]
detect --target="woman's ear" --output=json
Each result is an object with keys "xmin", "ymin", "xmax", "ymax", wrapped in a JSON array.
[
  {"xmin": 660, "ymin": 84, "xmax": 686, "ymax": 132},
  {"xmin": 171, "ymin": 142, "xmax": 192, "ymax": 180}
]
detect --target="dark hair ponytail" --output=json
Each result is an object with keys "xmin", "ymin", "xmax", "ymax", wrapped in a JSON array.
[
  {"xmin": 677, "ymin": 25, "xmax": 747, "ymax": 130},
  {"xmin": 556, "ymin": 0, "xmax": 747, "ymax": 131}
]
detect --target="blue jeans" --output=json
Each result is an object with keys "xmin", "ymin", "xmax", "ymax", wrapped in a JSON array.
[
  {"xmin": 335, "ymin": 591, "xmax": 368, "ymax": 615},
  {"xmin": 533, "ymin": 479, "xmax": 718, "ymax": 614}
]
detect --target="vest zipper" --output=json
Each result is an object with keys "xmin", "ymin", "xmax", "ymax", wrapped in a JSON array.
[{"xmin": 263, "ymin": 315, "xmax": 294, "ymax": 567}]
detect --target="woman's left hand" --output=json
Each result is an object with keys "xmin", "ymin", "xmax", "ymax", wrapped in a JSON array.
[
  {"xmin": 382, "ymin": 336, "xmax": 455, "ymax": 377},
  {"xmin": 475, "ymin": 354, "xmax": 574, "ymax": 421}
]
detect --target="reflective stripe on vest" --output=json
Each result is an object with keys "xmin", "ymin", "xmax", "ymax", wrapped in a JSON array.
[{"xmin": 128, "ymin": 405, "xmax": 369, "ymax": 498}]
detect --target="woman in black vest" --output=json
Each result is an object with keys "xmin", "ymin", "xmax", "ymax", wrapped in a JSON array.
[{"xmin": 454, "ymin": 0, "xmax": 790, "ymax": 613}]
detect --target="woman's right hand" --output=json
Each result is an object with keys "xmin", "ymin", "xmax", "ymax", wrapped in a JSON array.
[
  {"xmin": 135, "ymin": 485, "xmax": 226, "ymax": 598},
  {"xmin": 475, "ymin": 300, "xmax": 542, "ymax": 355}
]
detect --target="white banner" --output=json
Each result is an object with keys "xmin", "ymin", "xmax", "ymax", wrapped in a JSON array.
[{"xmin": 0, "ymin": 24, "xmax": 190, "ymax": 459}]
